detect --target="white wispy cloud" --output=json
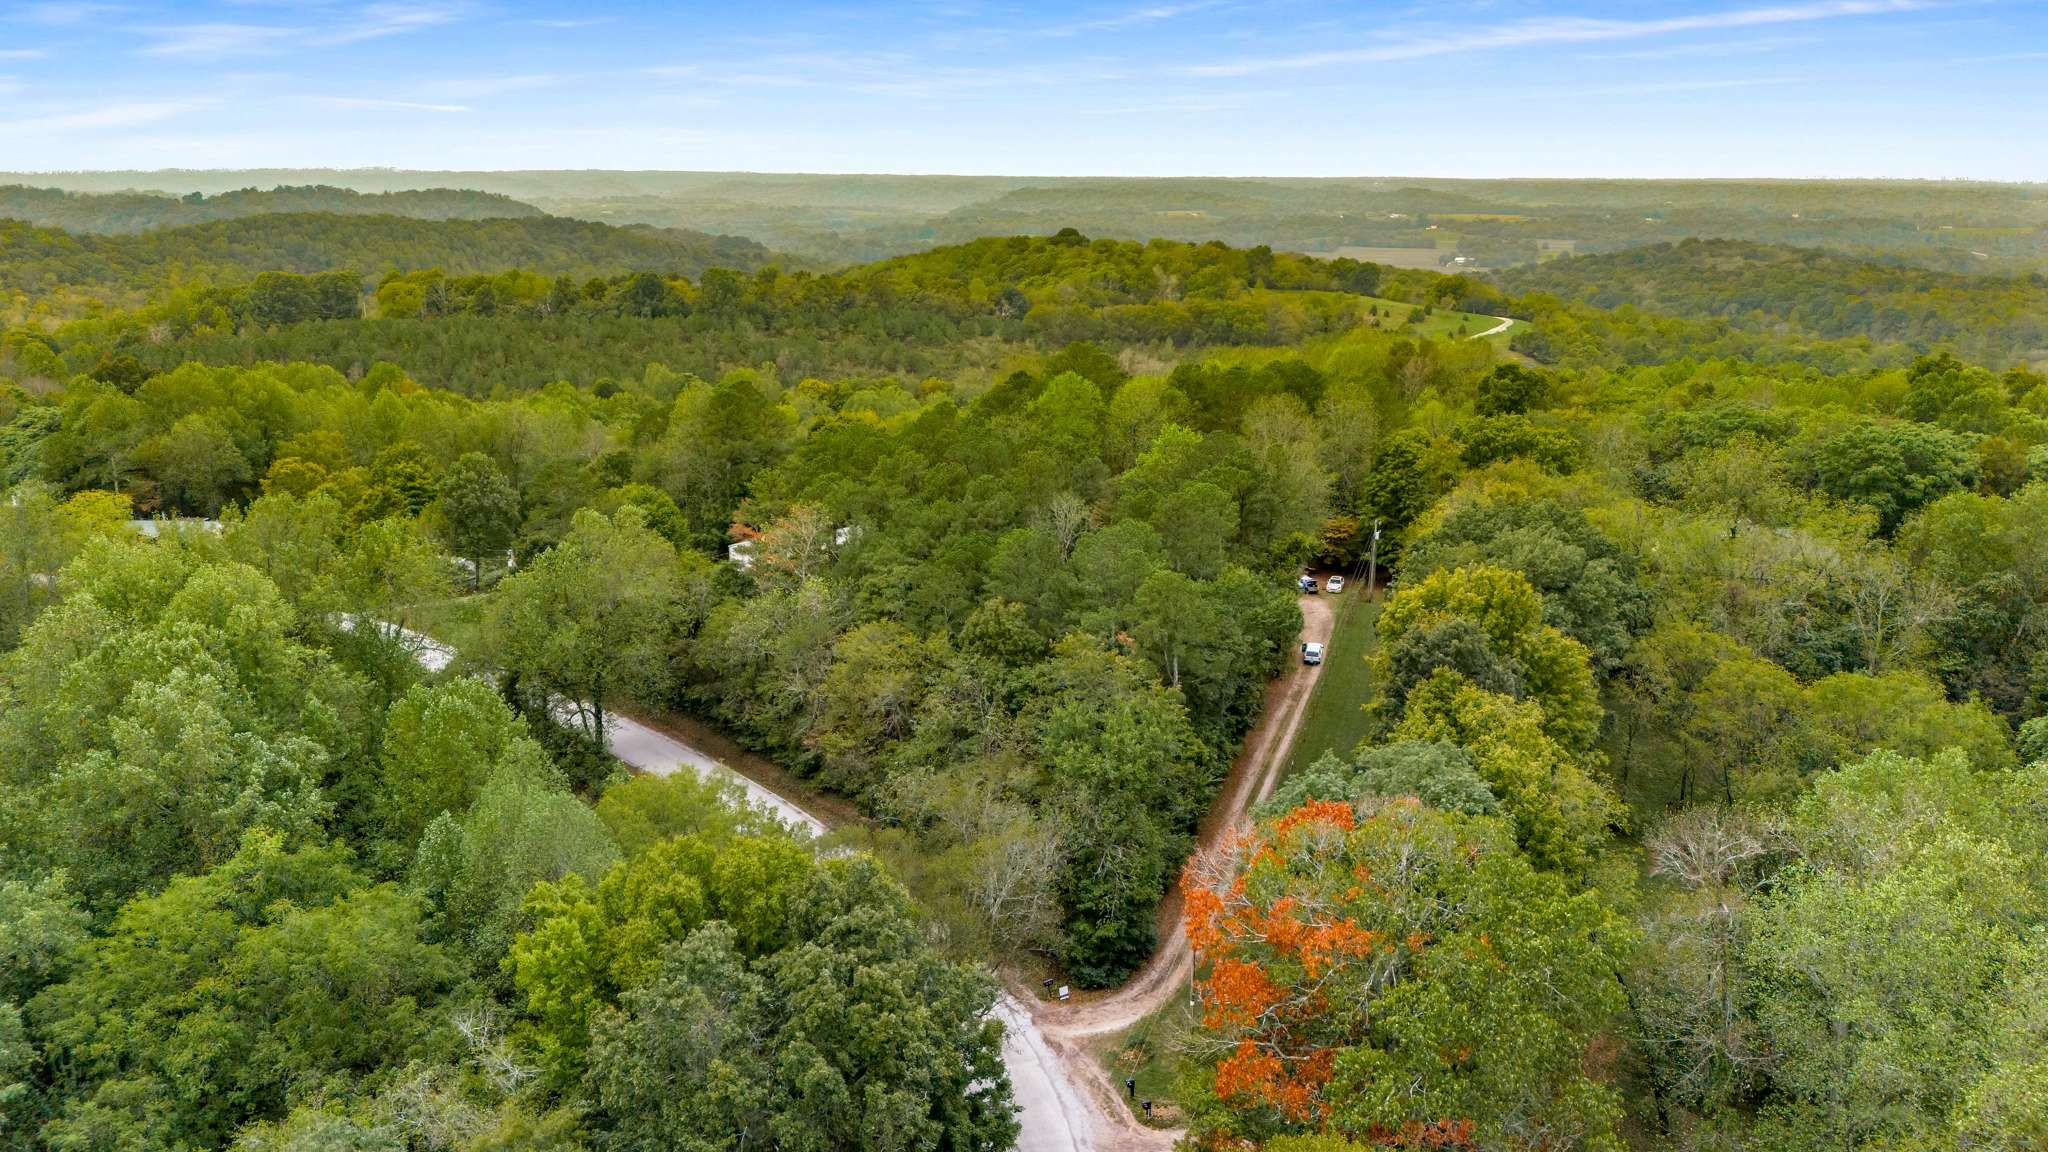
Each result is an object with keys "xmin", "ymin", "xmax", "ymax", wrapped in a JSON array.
[
  {"xmin": 8, "ymin": 2, "xmax": 124, "ymax": 26},
  {"xmin": 1574, "ymin": 76, "xmax": 1800, "ymax": 96},
  {"xmin": 316, "ymin": 2, "xmax": 464, "ymax": 46},
  {"xmin": 530, "ymin": 16, "xmax": 607, "ymax": 29},
  {"xmin": 0, "ymin": 48, "xmax": 50, "ymax": 58},
  {"xmin": 0, "ymin": 97, "xmax": 213, "ymax": 133},
  {"xmin": 138, "ymin": 22, "xmax": 298, "ymax": 58},
  {"xmin": 1936, "ymin": 47, "xmax": 2048, "ymax": 63},
  {"xmin": 424, "ymin": 72, "xmax": 561, "ymax": 98},
  {"xmin": 1584, "ymin": 34, "xmax": 1819, "ymax": 60},
  {"xmin": 1059, "ymin": 1, "xmax": 1220, "ymax": 35},
  {"xmin": 1186, "ymin": 0, "xmax": 1931, "ymax": 76},
  {"xmin": 317, "ymin": 95, "xmax": 470, "ymax": 112},
  {"xmin": 137, "ymin": 2, "xmax": 467, "ymax": 58},
  {"xmin": 932, "ymin": 0, "xmax": 1220, "ymax": 49}
]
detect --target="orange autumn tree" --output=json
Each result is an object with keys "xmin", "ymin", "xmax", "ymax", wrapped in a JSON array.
[{"xmin": 1183, "ymin": 796, "xmax": 1633, "ymax": 1151}]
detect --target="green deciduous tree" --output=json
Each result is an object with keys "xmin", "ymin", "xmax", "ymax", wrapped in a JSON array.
[
  {"xmin": 31, "ymin": 832, "xmax": 454, "ymax": 1151},
  {"xmin": 486, "ymin": 507, "xmax": 695, "ymax": 759},
  {"xmin": 1404, "ymin": 498, "xmax": 1650, "ymax": 674},
  {"xmin": 1182, "ymin": 799, "xmax": 1630, "ymax": 1150},
  {"xmin": 437, "ymin": 452, "xmax": 521, "ymax": 590},
  {"xmin": 1372, "ymin": 564, "xmax": 1604, "ymax": 754},
  {"xmin": 1793, "ymin": 417, "xmax": 1978, "ymax": 535}
]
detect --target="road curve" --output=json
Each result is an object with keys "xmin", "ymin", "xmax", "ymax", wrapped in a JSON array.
[
  {"xmin": 1471, "ymin": 315, "xmax": 1515, "ymax": 339},
  {"xmin": 370, "ymin": 590, "xmax": 1339, "ymax": 1152},
  {"xmin": 1027, "ymin": 592, "xmax": 1338, "ymax": 1150},
  {"xmin": 363, "ymin": 618, "xmax": 1092, "ymax": 1152}
]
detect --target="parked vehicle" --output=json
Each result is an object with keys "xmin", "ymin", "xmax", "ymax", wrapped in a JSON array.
[
  {"xmin": 1299, "ymin": 574, "xmax": 1319, "ymax": 594},
  {"xmin": 1325, "ymin": 575, "xmax": 1345, "ymax": 593},
  {"xmin": 1301, "ymin": 642, "xmax": 1324, "ymax": 665}
]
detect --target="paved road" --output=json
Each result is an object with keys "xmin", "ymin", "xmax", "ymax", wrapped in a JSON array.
[
  {"xmin": 1472, "ymin": 315, "xmax": 1516, "ymax": 339},
  {"xmin": 367, "ymin": 617, "xmax": 1091, "ymax": 1152},
  {"xmin": 371, "ymin": 588, "xmax": 1339, "ymax": 1152},
  {"xmin": 573, "ymin": 700, "xmax": 826, "ymax": 833}
]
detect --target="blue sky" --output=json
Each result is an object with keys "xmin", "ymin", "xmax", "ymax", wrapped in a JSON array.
[{"xmin": 0, "ymin": 0, "xmax": 2043, "ymax": 177}]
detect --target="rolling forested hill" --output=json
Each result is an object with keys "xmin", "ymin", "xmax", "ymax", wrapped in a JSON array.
[
  {"xmin": 11, "ymin": 170, "xmax": 2047, "ymax": 273},
  {"xmin": 0, "ymin": 184, "xmax": 543, "ymax": 234},
  {"xmin": 1495, "ymin": 239, "xmax": 2048, "ymax": 368},
  {"xmin": 0, "ymin": 213, "xmax": 776, "ymax": 321}
]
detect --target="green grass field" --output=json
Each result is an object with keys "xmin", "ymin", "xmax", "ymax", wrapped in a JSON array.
[
  {"xmin": 1352, "ymin": 295, "xmax": 1513, "ymax": 346},
  {"xmin": 1282, "ymin": 594, "xmax": 1381, "ymax": 778},
  {"xmin": 1096, "ymin": 995, "xmax": 1201, "ymax": 1129}
]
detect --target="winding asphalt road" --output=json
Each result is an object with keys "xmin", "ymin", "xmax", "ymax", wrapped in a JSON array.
[
  {"xmin": 375, "ymin": 589, "xmax": 1338, "ymax": 1152},
  {"xmin": 369, "ymin": 620, "xmax": 1093, "ymax": 1151}
]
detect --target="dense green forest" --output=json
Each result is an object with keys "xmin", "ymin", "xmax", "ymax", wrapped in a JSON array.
[
  {"xmin": 4, "ymin": 213, "xmax": 2048, "ymax": 1152},
  {"xmin": 0, "ymin": 215, "xmax": 773, "ymax": 325},
  {"xmin": 0, "ymin": 185, "xmax": 543, "ymax": 234},
  {"xmin": 1497, "ymin": 239, "xmax": 2048, "ymax": 368},
  {"xmin": 2, "ymin": 233, "xmax": 1459, "ymax": 390}
]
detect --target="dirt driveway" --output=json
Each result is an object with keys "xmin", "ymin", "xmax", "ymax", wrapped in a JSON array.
[{"xmin": 1022, "ymin": 591, "xmax": 1339, "ymax": 1149}]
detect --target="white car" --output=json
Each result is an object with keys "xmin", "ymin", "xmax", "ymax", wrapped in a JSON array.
[
  {"xmin": 1325, "ymin": 575, "xmax": 1345, "ymax": 594},
  {"xmin": 1301, "ymin": 642, "xmax": 1325, "ymax": 665}
]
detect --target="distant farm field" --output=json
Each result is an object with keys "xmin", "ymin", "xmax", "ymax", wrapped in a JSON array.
[{"xmin": 1305, "ymin": 245, "xmax": 1452, "ymax": 270}]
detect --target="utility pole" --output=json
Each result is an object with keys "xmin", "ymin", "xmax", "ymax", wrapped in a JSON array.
[{"xmin": 1366, "ymin": 518, "xmax": 1382, "ymax": 599}]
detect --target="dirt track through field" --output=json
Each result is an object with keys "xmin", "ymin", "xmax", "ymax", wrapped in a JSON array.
[{"xmin": 1021, "ymin": 592, "xmax": 1338, "ymax": 1150}]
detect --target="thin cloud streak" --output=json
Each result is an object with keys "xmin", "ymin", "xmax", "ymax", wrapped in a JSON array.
[
  {"xmin": 137, "ymin": 22, "xmax": 297, "ymax": 58},
  {"xmin": 316, "ymin": 95, "xmax": 471, "ymax": 112},
  {"xmin": 1584, "ymin": 34, "xmax": 1819, "ymax": 59},
  {"xmin": 315, "ymin": 2, "xmax": 465, "ymax": 46},
  {"xmin": 1572, "ymin": 75, "xmax": 1800, "ymax": 95},
  {"xmin": 137, "ymin": 3, "xmax": 467, "ymax": 58},
  {"xmin": 0, "ymin": 97, "xmax": 214, "ymax": 134},
  {"xmin": 424, "ymin": 72, "xmax": 561, "ymax": 98},
  {"xmin": 1185, "ymin": 0, "xmax": 1931, "ymax": 75},
  {"xmin": 8, "ymin": 2, "xmax": 124, "ymax": 26}
]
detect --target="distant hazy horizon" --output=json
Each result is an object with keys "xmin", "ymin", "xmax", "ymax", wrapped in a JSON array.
[
  {"xmin": 0, "ymin": 1, "xmax": 2043, "ymax": 180},
  {"xmin": 3, "ymin": 169, "xmax": 2042, "ymax": 188}
]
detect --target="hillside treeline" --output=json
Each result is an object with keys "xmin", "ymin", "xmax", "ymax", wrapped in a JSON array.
[
  {"xmin": 1497, "ymin": 238, "xmax": 2048, "ymax": 368},
  {"xmin": 0, "ymin": 183, "xmax": 543, "ymax": 234},
  {"xmin": 0, "ymin": 214, "xmax": 774, "ymax": 324}
]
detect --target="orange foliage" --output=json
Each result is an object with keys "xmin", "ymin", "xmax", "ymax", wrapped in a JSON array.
[
  {"xmin": 1211, "ymin": 1042, "xmax": 1334, "ymax": 1123},
  {"xmin": 1273, "ymin": 798, "xmax": 1356, "ymax": 834},
  {"xmin": 1300, "ymin": 918, "xmax": 1379, "ymax": 979},
  {"xmin": 1188, "ymin": 800, "xmax": 1454, "ymax": 1133},
  {"xmin": 1212, "ymin": 1040, "xmax": 1283, "ymax": 1102},
  {"xmin": 1363, "ymin": 1118, "xmax": 1477, "ymax": 1148},
  {"xmin": 1185, "ymin": 885, "xmax": 1226, "ymax": 954},
  {"xmin": 1204, "ymin": 957, "xmax": 1283, "ymax": 1029}
]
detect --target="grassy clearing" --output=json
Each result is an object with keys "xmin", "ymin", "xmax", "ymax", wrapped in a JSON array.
[
  {"xmin": 1282, "ymin": 595, "xmax": 1380, "ymax": 779},
  {"xmin": 1351, "ymin": 296, "xmax": 1510, "ymax": 344},
  {"xmin": 1096, "ymin": 995, "xmax": 1202, "ymax": 1129}
]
